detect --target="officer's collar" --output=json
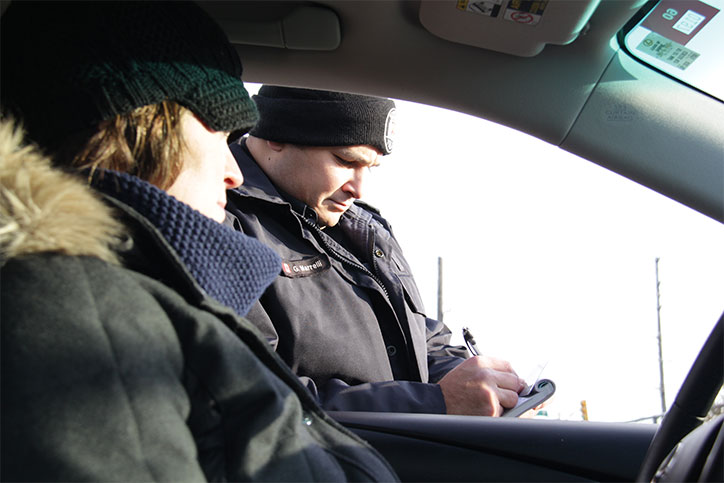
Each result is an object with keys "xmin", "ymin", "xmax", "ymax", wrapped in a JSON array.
[
  {"xmin": 230, "ymin": 140, "xmax": 286, "ymax": 204},
  {"xmin": 286, "ymin": 197, "xmax": 364, "ymax": 231},
  {"xmin": 282, "ymin": 190, "xmax": 320, "ymax": 226}
]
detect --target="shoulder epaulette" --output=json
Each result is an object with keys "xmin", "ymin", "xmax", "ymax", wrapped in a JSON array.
[{"xmin": 353, "ymin": 200, "xmax": 381, "ymax": 215}]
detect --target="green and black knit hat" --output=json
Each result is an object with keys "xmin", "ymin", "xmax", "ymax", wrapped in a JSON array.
[
  {"xmin": 0, "ymin": 1, "xmax": 257, "ymax": 151},
  {"xmin": 250, "ymin": 86, "xmax": 397, "ymax": 155}
]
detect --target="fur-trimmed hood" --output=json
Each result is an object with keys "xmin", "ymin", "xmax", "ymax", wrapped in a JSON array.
[{"xmin": 0, "ymin": 118, "xmax": 124, "ymax": 265}]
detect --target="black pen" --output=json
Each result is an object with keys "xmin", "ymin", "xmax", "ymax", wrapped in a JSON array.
[{"xmin": 462, "ymin": 327, "xmax": 480, "ymax": 357}]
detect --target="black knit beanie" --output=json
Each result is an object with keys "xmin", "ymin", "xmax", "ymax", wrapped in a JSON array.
[
  {"xmin": 250, "ymin": 86, "xmax": 397, "ymax": 155},
  {"xmin": 0, "ymin": 1, "xmax": 258, "ymax": 152}
]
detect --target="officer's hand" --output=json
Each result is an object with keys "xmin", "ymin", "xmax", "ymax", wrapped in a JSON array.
[{"xmin": 437, "ymin": 356, "xmax": 525, "ymax": 417}]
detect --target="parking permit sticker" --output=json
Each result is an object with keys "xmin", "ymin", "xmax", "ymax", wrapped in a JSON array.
[
  {"xmin": 673, "ymin": 10, "xmax": 706, "ymax": 35},
  {"xmin": 641, "ymin": 0, "xmax": 719, "ymax": 46},
  {"xmin": 636, "ymin": 31, "xmax": 700, "ymax": 70},
  {"xmin": 457, "ymin": 0, "xmax": 504, "ymax": 17},
  {"xmin": 504, "ymin": 0, "xmax": 547, "ymax": 25}
]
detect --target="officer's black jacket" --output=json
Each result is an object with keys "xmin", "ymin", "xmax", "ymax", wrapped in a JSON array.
[{"xmin": 227, "ymin": 140, "xmax": 468, "ymax": 413}]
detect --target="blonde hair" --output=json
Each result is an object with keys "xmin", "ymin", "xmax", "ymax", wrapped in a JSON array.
[{"xmin": 57, "ymin": 101, "xmax": 188, "ymax": 190}]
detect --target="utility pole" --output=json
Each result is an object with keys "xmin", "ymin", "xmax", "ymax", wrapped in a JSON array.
[
  {"xmin": 437, "ymin": 257, "xmax": 444, "ymax": 322},
  {"xmin": 655, "ymin": 257, "xmax": 667, "ymax": 421}
]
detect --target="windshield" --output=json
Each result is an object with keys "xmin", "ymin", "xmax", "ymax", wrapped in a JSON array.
[{"xmin": 621, "ymin": 0, "xmax": 724, "ymax": 101}]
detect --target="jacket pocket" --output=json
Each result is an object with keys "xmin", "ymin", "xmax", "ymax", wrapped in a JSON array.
[{"xmin": 398, "ymin": 273, "xmax": 426, "ymax": 316}]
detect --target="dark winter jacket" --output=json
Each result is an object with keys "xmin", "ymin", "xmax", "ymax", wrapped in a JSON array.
[
  {"xmin": 226, "ymin": 140, "xmax": 468, "ymax": 413},
  {"xmin": 0, "ymin": 121, "xmax": 398, "ymax": 482}
]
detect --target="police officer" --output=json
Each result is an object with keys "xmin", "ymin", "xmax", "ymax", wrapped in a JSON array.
[{"xmin": 227, "ymin": 86, "xmax": 525, "ymax": 415}]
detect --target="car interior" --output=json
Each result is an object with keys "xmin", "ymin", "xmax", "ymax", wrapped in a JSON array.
[
  {"xmin": 2, "ymin": 0, "xmax": 720, "ymax": 481},
  {"xmin": 193, "ymin": 0, "xmax": 723, "ymax": 481}
]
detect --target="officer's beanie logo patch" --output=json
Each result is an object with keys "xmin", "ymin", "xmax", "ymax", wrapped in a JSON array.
[{"xmin": 384, "ymin": 107, "xmax": 396, "ymax": 154}]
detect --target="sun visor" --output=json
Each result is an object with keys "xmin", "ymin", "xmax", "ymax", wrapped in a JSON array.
[
  {"xmin": 419, "ymin": 0, "xmax": 602, "ymax": 56},
  {"xmin": 201, "ymin": 3, "xmax": 340, "ymax": 51}
]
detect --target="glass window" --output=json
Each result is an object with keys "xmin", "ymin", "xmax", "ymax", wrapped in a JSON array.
[
  {"xmin": 243, "ymin": 83, "xmax": 724, "ymax": 422},
  {"xmin": 368, "ymin": 98, "xmax": 724, "ymax": 422}
]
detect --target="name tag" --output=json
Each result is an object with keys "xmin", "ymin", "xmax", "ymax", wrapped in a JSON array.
[{"xmin": 281, "ymin": 255, "xmax": 330, "ymax": 278}]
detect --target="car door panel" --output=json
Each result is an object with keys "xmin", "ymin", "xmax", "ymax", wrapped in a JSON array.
[{"xmin": 332, "ymin": 411, "xmax": 657, "ymax": 482}]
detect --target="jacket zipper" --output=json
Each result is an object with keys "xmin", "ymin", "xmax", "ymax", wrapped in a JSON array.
[
  {"xmin": 302, "ymin": 215, "xmax": 419, "ymax": 377},
  {"xmin": 300, "ymin": 216, "xmax": 390, "ymax": 300}
]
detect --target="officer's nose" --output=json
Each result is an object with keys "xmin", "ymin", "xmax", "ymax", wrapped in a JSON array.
[{"xmin": 343, "ymin": 166, "xmax": 367, "ymax": 199}]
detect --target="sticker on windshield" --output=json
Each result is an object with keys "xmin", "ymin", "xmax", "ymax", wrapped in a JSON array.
[
  {"xmin": 457, "ymin": 0, "xmax": 503, "ymax": 17},
  {"xmin": 635, "ymin": 31, "xmax": 700, "ymax": 71},
  {"xmin": 641, "ymin": 0, "xmax": 719, "ymax": 46},
  {"xmin": 503, "ymin": 0, "xmax": 547, "ymax": 26},
  {"xmin": 673, "ymin": 10, "xmax": 706, "ymax": 35}
]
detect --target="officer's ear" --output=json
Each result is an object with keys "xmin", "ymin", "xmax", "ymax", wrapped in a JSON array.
[{"xmin": 267, "ymin": 140, "xmax": 284, "ymax": 152}]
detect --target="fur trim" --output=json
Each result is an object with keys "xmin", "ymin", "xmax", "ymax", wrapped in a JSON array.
[{"xmin": 0, "ymin": 118, "xmax": 125, "ymax": 265}]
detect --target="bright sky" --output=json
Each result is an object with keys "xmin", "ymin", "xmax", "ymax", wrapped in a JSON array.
[{"xmin": 245, "ymin": 83, "xmax": 724, "ymax": 423}]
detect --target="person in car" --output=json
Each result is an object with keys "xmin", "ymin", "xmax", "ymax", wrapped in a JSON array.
[
  {"xmin": 226, "ymin": 86, "xmax": 526, "ymax": 415},
  {"xmin": 0, "ymin": 3, "xmax": 397, "ymax": 481}
]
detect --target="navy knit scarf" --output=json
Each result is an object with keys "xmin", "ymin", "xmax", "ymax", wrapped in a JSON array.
[{"xmin": 91, "ymin": 170, "xmax": 281, "ymax": 316}]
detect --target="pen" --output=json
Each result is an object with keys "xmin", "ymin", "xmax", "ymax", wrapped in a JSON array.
[{"xmin": 462, "ymin": 327, "xmax": 480, "ymax": 357}]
